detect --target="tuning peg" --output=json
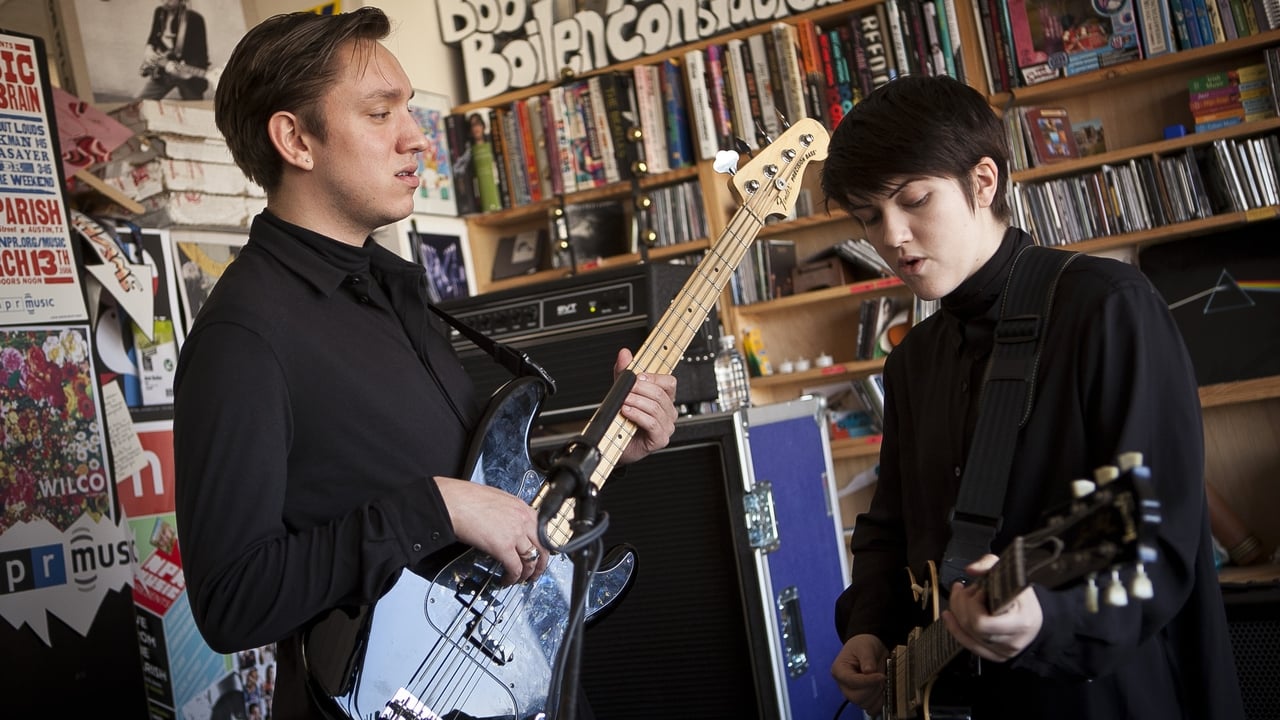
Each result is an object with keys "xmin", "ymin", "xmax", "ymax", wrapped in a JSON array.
[
  {"xmin": 1105, "ymin": 568, "xmax": 1129, "ymax": 607},
  {"xmin": 1070, "ymin": 479, "xmax": 1096, "ymax": 498},
  {"xmin": 713, "ymin": 149, "xmax": 740, "ymax": 176},
  {"xmin": 1117, "ymin": 451, "xmax": 1144, "ymax": 472},
  {"xmin": 1093, "ymin": 464, "xmax": 1119, "ymax": 486},
  {"xmin": 733, "ymin": 137, "xmax": 752, "ymax": 156},
  {"xmin": 755, "ymin": 121, "xmax": 773, "ymax": 147},
  {"xmin": 1130, "ymin": 563, "xmax": 1154, "ymax": 600},
  {"xmin": 774, "ymin": 109, "xmax": 791, "ymax": 130},
  {"xmin": 1085, "ymin": 573, "xmax": 1099, "ymax": 613}
]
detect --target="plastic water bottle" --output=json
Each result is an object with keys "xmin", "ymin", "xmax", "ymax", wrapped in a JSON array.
[{"xmin": 714, "ymin": 334, "xmax": 752, "ymax": 411}]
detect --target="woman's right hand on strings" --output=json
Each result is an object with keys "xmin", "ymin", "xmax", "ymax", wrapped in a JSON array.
[{"xmin": 832, "ymin": 633, "xmax": 889, "ymax": 716}]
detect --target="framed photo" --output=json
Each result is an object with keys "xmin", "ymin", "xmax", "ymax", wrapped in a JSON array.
[
  {"xmin": 168, "ymin": 229, "xmax": 247, "ymax": 334},
  {"xmin": 409, "ymin": 90, "xmax": 459, "ymax": 216},
  {"xmin": 57, "ymin": 0, "xmax": 250, "ymax": 104},
  {"xmin": 407, "ymin": 215, "xmax": 474, "ymax": 301}
]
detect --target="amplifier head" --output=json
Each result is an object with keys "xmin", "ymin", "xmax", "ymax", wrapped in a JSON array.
[{"xmin": 438, "ymin": 263, "xmax": 719, "ymax": 424}]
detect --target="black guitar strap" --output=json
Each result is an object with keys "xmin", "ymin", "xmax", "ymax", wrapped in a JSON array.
[
  {"xmin": 939, "ymin": 244, "xmax": 1080, "ymax": 588},
  {"xmin": 428, "ymin": 303, "xmax": 558, "ymax": 394}
]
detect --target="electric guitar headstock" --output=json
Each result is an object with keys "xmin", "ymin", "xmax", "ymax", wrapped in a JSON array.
[{"xmin": 991, "ymin": 451, "xmax": 1162, "ymax": 613}]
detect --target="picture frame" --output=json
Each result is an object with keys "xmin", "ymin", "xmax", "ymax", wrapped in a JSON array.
[
  {"xmin": 168, "ymin": 229, "xmax": 247, "ymax": 334},
  {"xmin": 56, "ymin": 0, "xmax": 250, "ymax": 105},
  {"xmin": 407, "ymin": 215, "xmax": 475, "ymax": 301},
  {"xmin": 409, "ymin": 90, "xmax": 459, "ymax": 217}
]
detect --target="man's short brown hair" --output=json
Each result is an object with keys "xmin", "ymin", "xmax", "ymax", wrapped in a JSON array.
[{"xmin": 214, "ymin": 7, "xmax": 392, "ymax": 193}]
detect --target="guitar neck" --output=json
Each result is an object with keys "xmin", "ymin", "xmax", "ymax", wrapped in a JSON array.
[
  {"xmin": 531, "ymin": 118, "xmax": 829, "ymax": 549},
  {"xmin": 535, "ymin": 206, "xmax": 769, "ymax": 547},
  {"xmin": 906, "ymin": 542, "xmax": 1028, "ymax": 696}
]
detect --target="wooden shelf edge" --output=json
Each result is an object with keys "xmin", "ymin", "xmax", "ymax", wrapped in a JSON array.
[
  {"xmin": 475, "ymin": 238, "xmax": 710, "ymax": 294},
  {"xmin": 751, "ymin": 357, "xmax": 886, "ymax": 389},
  {"xmin": 831, "ymin": 435, "xmax": 884, "ymax": 460},
  {"xmin": 1003, "ymin": 29, "xmax": 1280, "ymax": 107},
  {"xmin": 464, "ymin": 167, "xmax": 699, "ymax": 227},
  {"xmin": 1199, "ymin": 375, "xmax": 1280, "ymax": 409},
  {"xmin": 1051, "ymin": 206, "xmax": 1280, "ymax": 256},
  {"xmin": 1010, "ymin": 117, "xmax": 1280, "ymax": 184},
  {"xmin": 734, "ymin": 276, "xmax": 906, "ymax": 313}
]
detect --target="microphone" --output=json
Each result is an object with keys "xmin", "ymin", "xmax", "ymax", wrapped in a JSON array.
[{"xmin": 538, "ymin": 439, "xmax": 600, "ymax": 527}]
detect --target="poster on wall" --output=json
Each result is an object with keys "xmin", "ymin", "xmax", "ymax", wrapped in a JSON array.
[
  {"xmin": 410, "ymin": 90, "xmax": 458, "ymax": 217},
  {"xmin": 62, "ymin": 0, "xmax": 248, "ymax": 104},
  {"xmin": 0, "ymin": 30, "xmax": 88, "ymax": 326},
  {"xmin": 119, "ymin": 420, "xmax": 278, "ymax": 720},
  {"xmin": 0, "ymin": 325, "xmax": 140, "ymax": 711},
  {"xmin": 169, "ymin": 229, "xmax": 245, "ymax": 335}
]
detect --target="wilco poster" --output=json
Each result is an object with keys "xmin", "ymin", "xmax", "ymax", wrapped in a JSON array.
[
  {"xmin": 0, "ymin": 30, "xmax": 87, "ymax": 326},
  {"xmin": 437, "ymin": 0, "xmax": 843, "ymax": 101}
]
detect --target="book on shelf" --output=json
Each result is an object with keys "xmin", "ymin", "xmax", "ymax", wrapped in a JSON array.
[
  {"xmin": 682, "ymin": 48, "xmax": 719, "ymax": 161},
  {"xmin": 844, "ymin": 15, "xmax": 874, "ymax": 99},
  {"xmin": 567, "ymin": 81, "xmax": 607, "ymax": 190},
  {"xmin": 1259, "ymin": 0, "xmax": 1280, "ymax": 30},
  {"xmin": 1023, "ymin": 106, "xmax": 1081, "ymax": 165},
  {"xmin": 1134, "ymin": 0, "xmax": 1176, "ymax": 57},
  {"xmin": 659, "ymin": 58, "xmax": 696, "ymax": 169},
  {"xmin": 445, "ymin": 113, "xmax": 480, "ymax": 216},
  {"xmin": 746, "ymin": 32, "xmax": 782, "ymax": 140},
  {"xmin": 1005, "ymin": 0, "xmax": 1143, "ymax": 84},
  {"xmin": 513, "ymin": 98, "xmax": 544, "ymax": 203},
  {"xmin": 794, "ymin": 19, "xmax": 831, "ymax": 123},
  {"xmin": 585, "ymin": 76, "xmax": 621, "ymax": 184},
  {"xmin": 771, "ymin": 22, "xmax": 810, "ymax": 125},
  {"xmin": 704, "ymin": 44, "xmax": 737, "ymax": 152},
  {"xmin": 633, "ymin": 64, "xmax": 669, "ymax": 173},
  {"xmin": 598, "ymin": 70, "xmax": 640, "ymax": 183},
  {"xmin": 524, "ymin": 96, "xmax": 556, "ymax": 200},
  {"xmin": 468, "ymin": 108, "xmax": 504, "ymax": 212}
]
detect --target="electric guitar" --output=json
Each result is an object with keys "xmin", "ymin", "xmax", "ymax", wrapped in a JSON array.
[
  {"xmin": 302, "ymin": 119, "xmax": 830, "ymax": 720},
  {"xmin": 139, "ymin": 47, "xmax": 210, "ymax": 81},
  {"xmin": 882, "ymin": 453, "xmax": 1162, "ymax": 720}
]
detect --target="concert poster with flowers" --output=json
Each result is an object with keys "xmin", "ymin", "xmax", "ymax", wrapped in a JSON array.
[{"xmin": 0, "ymin": 325, "xmax": 111, "ymax": 536}]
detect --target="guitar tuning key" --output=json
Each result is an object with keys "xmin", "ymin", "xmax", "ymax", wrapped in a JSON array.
[
  {"xmin": 1070, "ymin": 478, "xmax": 1096, "ymax": 498},
  {"xmin": 1105, "ymin": 568, "xmax": 1129, "ymax": 607},
  {"xmin": 1130, "ymin": 563, "xmax": 1154, "ymax": 600},
  {"xmin": 1117, "ymin": 451, "xmax": 1144, "ymax": 471},
  {"xmin": 1085, "ymin": 573, "xmax": 1100, "ymax": 613},
  {"xmin": 1093, "ymin": 464, "xmax": 1120, "ymax": 486}
]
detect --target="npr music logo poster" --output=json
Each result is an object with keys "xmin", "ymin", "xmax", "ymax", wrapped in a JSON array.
[{"xmin": 0, "ymin": 327, "xmax": 131, "ymax": 644}]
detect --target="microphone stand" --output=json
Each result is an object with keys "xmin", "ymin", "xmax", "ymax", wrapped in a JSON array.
[{"xmin": 538, "ymin": 371, "xmax": 636, "ymax": 720}]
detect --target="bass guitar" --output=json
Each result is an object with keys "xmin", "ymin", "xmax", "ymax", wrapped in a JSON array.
[
  {"xmin": 303, "ymin": 118, "xmax": 830, "ymax": 720},
  {"xmin": 882, "ymin": 453, "xmax": 1162, "ymax": 720}
]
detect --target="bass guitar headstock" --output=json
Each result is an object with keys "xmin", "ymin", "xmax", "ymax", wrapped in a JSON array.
[{"xmin": 716, "ymin": 118, "xmax": 829, "ymax": 223}]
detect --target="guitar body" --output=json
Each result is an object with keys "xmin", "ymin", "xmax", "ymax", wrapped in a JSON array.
[
  {"xmin": 306, "ymin": 377, "xmax": 636, "ymax": 720},
  {"xmin": 885, "ymin": 562, "xmax": 976, "ymax": 720}
]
